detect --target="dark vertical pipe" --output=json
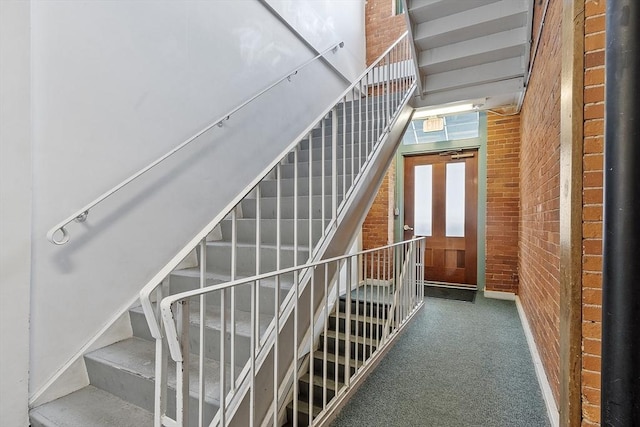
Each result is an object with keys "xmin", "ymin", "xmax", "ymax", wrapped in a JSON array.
[{"xmin": 602, "ymin": 0, "xmax": 640, "ymax": 425}]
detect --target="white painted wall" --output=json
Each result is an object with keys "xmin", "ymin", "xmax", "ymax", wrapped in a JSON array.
[
  {"xmin": 0, "ymin": 1, "xmax": 32, "ymax": 425},
  {"xmin": 263, "ymin": 0, "xmax": 366, "ymax": 82},
  {"xmin": 27, "ymin": 0, "xmax": 365, "ymax": 400}
]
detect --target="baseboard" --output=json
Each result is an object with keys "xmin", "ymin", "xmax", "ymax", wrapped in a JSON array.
[
  {"xmin": 515, "ymin": 297, "xmax": 560, "ymax": 427},
  {"xmin": 483, "ymin": 290, "xmax": 516, "ymax": 301}
]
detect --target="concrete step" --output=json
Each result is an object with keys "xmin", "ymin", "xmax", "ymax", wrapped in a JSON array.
[
  {"xmin": 240, "ymin": 195, "xmax": 333, "ymax": 220},
  {"xmin": 319, "ymin": 330, "xmax": 377, "ymax": 361},
  {"xmin": 219, "ymin": 218, "xmax": 325, "ymax": 246},
  {"xmin": 288, "ymin": 144, "xmax": 374, "ymax": 162},
  {"xmin": 167, "ymin": 268, "xmax": 295, "ymax": 315},
  {"xmin": 257, "ymin": 175, "xmax": 351, "ymax": 198},
  {"xmin": 298, "ymin": 132, "xmax": 379, "ymax": 149},
  {"xmin": 84, "ymin": 337, "xmax": 225, "ymax": 424},
  {"xmin": 279, "ymin": 158, "xmax": 363, "ymax": 179},
  {"xmin": 30, "ymin": 385, "xmax": 153, "ymax": 427},
  {"xmin": 129, "ymin": 303, "xmax": 271, "ymax": 365},
  {"xmin": 205, "ymin": 241, "xmax": 309, "ymax": 275}
]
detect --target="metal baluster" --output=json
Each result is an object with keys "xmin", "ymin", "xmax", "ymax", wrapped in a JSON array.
[
  {"xmin": 358, "ymin": 79, "xmax": 363, "ymax": 175},
  {"xmin": 230, "ymin": 209, "xmax": 237, "ymax": 391},
  {"xmin": 350, "ymin": 87, "xmax": 355, "ymax": 186},
  {"xmin": 376, "ymin": 249, "xmax": 381, "ymax": 349},
  {"xmin": 365, "ymin": 72, "xmax": 370, "ymax": 159},
  {"xmin": 354, "ymin": 253, "xmax": 360, "ymax": 372},
  {"xmin": 293, "ymin": 145, "xmax": 299, "ymax": 426},
  {"xmin": 323, "ymin": 263, "xmax": 329, "ymax": 409},
  {"xmin": 334, "ymin": 260, "xmax": 340, "ymax": 393},
  {"xmin": 177, "ymin": 300, "xmax": 190, "ymax": 427},
  {"xmin": 250, "ymin": 273, "xmax": 256, "ymax": 427},
  {"xmin": 219, "ymin": 289, "xmax": 226, "ymax": 426},
  {"xmin": 368, "ymin": 251, "xmax": 374, "ymax": 357},
  {"xmin": 382, "ymin": 246, "xmax": 387, "ymax": 346},
  {"xmin": 331, "ymin": 108, "xmax": 338, "ymax": 223},
  {"xmin": 199, "ymin": 239, "xmax": 207, "ymax": 427},
  {"xmin": 255, "ymin": 185, "xmax": 261, "ymax": 346},
  {"xmin": 309, "ymin": 269, "xmax": 315, "ymax": 426},
  {"xmin": 154, "ymin": 279, "xmax": 169, "ymax": 427},
  {"xmin": 321, "ymin": 117, "xmax": 326, "ymax": 234},
  {"xmin": 387, "ymin": 49, "xmax": 391, "ymax": 125},
  {"xmin": 342, "ymin": 96, "xmax": 347, "ymax": 198},
  {"xmin": 345, "ymin": 256, "xmax": 352, "ymax": 388},
  {"xmin": 377, "ymin": 66, "xmax": 381, "ymax": 143},
  {"xmin": 308, "ymin": 133, "xmax": 313, "ymax": 259},
  {"xmin": 293, "ymin": 274, "xmax": 299, "ymax": 427},
  {"xmin": 273, "ymin": 275, "xmax": 279, "ymax": 427}
]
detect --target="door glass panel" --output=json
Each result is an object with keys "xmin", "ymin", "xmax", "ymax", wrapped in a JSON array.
[
  {"xmin": 446, "ymin": 162, "xmax": 465, "ymax": 237},
  {"xmin": 414, "ymin": 165, "xmax": 432, "ymax": 236}
]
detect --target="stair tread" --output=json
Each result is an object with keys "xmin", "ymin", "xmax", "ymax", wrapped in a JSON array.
[
  {"xmin": 299, "ymin": 373, "xmax": 342, "ymax": 390},
  {"xmin": 312, "ymin": 350, "xmax": 363, "ymax": 369},
  {"xmin": 130, "ymin": 302, "xmax": 273, "ymax": 338},
  {"xmin": 170, "ymin": 267, "xmax": 296, "ymax": 291},
  {"xmin": 85, "ymin": 337, "xmax": 231, "ymax": 404},
  {"xmin": 323, "ymin": 329, "xmax": 378, "ymax": 345},
  {"xmin": 332, "ymin": 311, "xmax": 387, "ymax": 325},
  {"xmin": 30, "ymin": 385, "xmax": 153, "ymax": 427},
  {"xmin": 205, "ymin": 240, "xmax": 307, "ymax": 252},
  {"xmin": 287, "ymin": 400, "xmax": 324, "ymax": 417}
]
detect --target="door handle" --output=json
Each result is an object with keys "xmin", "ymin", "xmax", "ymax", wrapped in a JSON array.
[{"xmin": 403, "ymin": 224, "xmax": 414, "ymax": 231}]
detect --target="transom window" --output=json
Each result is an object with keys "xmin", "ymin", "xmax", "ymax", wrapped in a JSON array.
[{"xmin": 403, "ymin": 112, "xmax": 479, "ymax": 145}]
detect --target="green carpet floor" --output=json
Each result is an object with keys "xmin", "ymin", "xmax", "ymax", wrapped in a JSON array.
[{"xmin": 330, "ymin": 294, "xmax": 550, "ymax": 427}]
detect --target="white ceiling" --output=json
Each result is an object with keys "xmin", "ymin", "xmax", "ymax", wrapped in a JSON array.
[{"xmin": 404, "ymin": 0, "xmax": 534, "ymax": 112}]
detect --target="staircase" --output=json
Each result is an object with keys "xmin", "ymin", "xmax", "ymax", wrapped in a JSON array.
[
  {"xmin": 30, "ymin": 105, "xmax": 393, "ymax": 427},
  {"xmin": 31, "ymin": 33, "xmax": 415, "ymax": 427},
  {"xmin": 284, "ymin": 284, "xmax": 391, "ymax": 426}
]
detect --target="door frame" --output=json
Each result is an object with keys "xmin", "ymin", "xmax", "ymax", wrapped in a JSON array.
[{"xmin": 394, "ymin": 112, "xmax": 488, "ymax": 291}]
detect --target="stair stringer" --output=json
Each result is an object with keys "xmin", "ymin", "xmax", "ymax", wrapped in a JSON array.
[{"xmin": 224, "ymin": 101, "xmax": 415, "ymax": 427}]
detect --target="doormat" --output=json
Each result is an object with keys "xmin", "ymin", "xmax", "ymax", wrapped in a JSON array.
[{"xmin": 424, "ymin": 286, "xmax": 476, "ymax": 302}]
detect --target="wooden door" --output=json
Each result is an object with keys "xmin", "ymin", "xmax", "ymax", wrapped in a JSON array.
[{"xmin": 404, "ymin": 150, "xmax": 478, "ymax": 287}]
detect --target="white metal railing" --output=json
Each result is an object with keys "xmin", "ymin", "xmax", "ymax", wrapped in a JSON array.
[
  {"xmin": 160, "ymin": 237, "xmax": 425, "ymax": 427},
  {"xmin": 45, "ymin": 41, "xmax": 344, "ymax": 245},
  {"xmin": 139, "ymin": 32, "xmax": 416, "ymax": 427}
]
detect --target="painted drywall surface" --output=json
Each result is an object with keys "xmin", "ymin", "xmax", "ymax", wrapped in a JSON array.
[
  {"xmin": 0, "ymin": 1, "xmax": 31, "ymax": 425},
  {"xmin": 29, "ymin": 0, "xmax": 365, "ymax": 396},
  {"xmin": 263, "ymin": 0, "xmax": 366, "ymax": 81}
]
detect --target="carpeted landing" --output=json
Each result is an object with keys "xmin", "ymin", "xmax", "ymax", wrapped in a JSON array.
[{"xmin": 330, "ymin": 293, "xmax": 550, "ymax": 427}]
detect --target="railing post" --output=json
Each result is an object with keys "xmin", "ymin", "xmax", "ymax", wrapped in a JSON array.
[
  {"xmin": 198, "ymin": 239, "xmax": 207, "ymax": 427},
  {"xmin": 176, "ymin": 300, "xmax": 190, "ymax": 427},
  {"xmin": 154, "ymin": 279, "xmax": 169, "ymax": 427},
  {"xmin": 331, "ymin": 108, "xmax": 338, "ymax": 223}
]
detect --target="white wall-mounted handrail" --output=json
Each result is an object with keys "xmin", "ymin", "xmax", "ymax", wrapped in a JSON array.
[{"xmin": 46, "ymin": 41, "xmax": 344, "ymax": 245}]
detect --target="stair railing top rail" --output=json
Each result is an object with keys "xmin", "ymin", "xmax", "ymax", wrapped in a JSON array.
[
  {"xmin": 160, "ymin": 236, "xmax": 425, "ymax": 362},
  {"xmin": 46, "ymin": 41, "xmax": 344, "ymax": 245},
  {"xmin": 140, "ymin": 30, "xmax": 414, "ymax": 340}
]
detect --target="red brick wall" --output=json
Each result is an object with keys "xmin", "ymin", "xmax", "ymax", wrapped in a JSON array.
[
  {"xmin": 362, "ymin": 163, "xmax": 395, "ymax": 250},
  {"xmin": 362, "ymin": 0, "xmax": 406, "ymax": 251},
  {"xmin": 518, "ymin": 0, "xmax": 563, "ymax": 405},
  {"xmin": 486, "ymin": 113, "xmax": 520, "ymax": 293},
  {"xmin": 581, "ymin": 0, "xmax": 605, "ymax": 424},
  {"xmin": 365, "ymin": 0, "xmax": 406, "ymax": 65}
]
